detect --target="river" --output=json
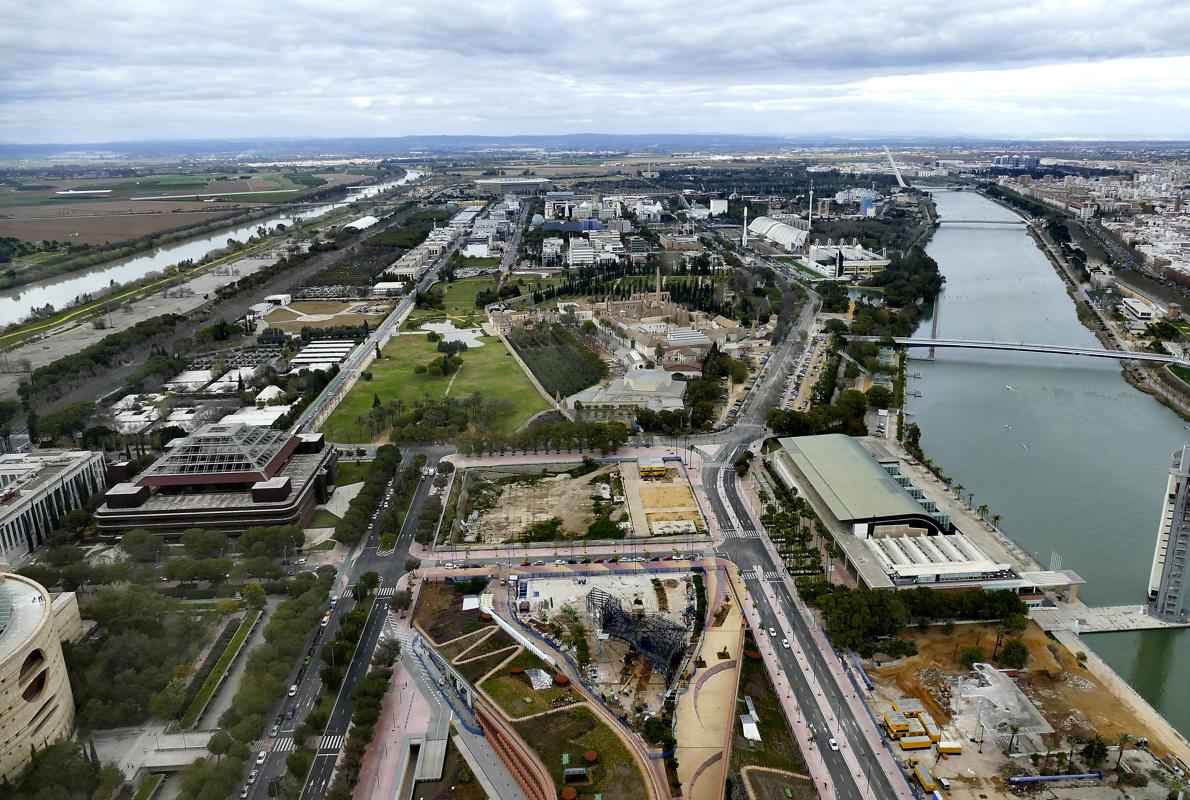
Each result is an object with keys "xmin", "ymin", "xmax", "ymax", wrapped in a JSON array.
[
  {"xmin": 908, "ymin": 189, "xmax": 1190, "ymax": 738},
  {"xmin": 0, "ymin": 170, "xmax": 422, "ymax": 327}
]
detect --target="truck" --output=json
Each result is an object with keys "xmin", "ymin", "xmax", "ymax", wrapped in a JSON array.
[{"xmin": 937, "ymin": 740, "xmax": 963, "ymax": 755}]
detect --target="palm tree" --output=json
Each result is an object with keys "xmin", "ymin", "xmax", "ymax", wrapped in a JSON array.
[
  {"xmin": 1114, "ymin": 732, "xmax": 1133, "ymax": 770},
  {"xmin": 1008, "ymin": 724, "xmax": 1020, "ymax": 753},
  {"xmin": 977, "ymin": 503, "xmax": 989, "ymax": 521},
  {"xmin": 991, "ymin": 513, "xmax": 1002, "ymax": 527},
  {"xmin": 953, "ymin": 483, "xmax": 964, "ymax": 500}
]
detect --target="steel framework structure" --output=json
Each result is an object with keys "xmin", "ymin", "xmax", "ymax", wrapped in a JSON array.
[{"xmin": 586, "ymin": 587, "xmax": 687, "ymax": 682}]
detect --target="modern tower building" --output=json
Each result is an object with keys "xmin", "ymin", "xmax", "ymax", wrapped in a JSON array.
[{"xmin": 1148, "ymin": 444, "xmax": 1190, "ymax": 621}]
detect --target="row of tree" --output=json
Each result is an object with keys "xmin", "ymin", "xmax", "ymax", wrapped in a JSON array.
[{"xmin": 453, "ymin": 420, "xmax": 630, "ymax": 456}]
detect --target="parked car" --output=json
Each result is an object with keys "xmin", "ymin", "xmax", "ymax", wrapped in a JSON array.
[{"xmin": 256, "ymin": 751, "xmax": 267, "ymax": 765}]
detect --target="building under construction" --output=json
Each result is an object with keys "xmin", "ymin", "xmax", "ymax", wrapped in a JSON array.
[{"xmin": 586, "ymin": 586, "xmax": 688, "ymax": 683}]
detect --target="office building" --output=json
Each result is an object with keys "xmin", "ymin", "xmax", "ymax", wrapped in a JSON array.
[
  {"xmin": 0, "ymin": 451, "xmax": 106, "ymax": 568},
  {"xmin": 0, "ymin": 573, "xmax": 80, "ymax": 781},
  {"xmin": 94, "ymin": 424, "xmax": 337, "ymax": 535},
  {"xmin": 473, "ymin": 177, "xmax": 552, "ymax": 196},
  {"xmin": 1148, "ymin": 444, "xmax": 1190, "ymax": 621}
]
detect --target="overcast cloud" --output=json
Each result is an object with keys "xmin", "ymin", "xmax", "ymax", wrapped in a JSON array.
[{"xmin": 2, "ymin": 0, "xmax": 1189, "ymax": 143}]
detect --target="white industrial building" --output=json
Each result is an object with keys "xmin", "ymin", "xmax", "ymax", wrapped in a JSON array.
[
  {"xmin": 747, "ymin": 216, "xmax": 809, "ymax": 252},
  {"xmin": 344, "ymin": 215, "xmax": 380, "ymax": 231},
  {"xmin": 0, "ymin": 451, "xmax": 107, "ymax": 567}
]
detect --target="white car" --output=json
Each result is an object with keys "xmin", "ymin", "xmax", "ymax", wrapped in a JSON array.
[
  {"xmin": 768, "ymin": 627, "xmax": 777, "ymax": 637},
  {"xmin": 828, "ymin": 738, "xmax": 839, "ymax": 751},
  {"xmin": 288, "ymin": 684, "xmax": 298, "ymax": 697},
  {"xmin": 255, "ymin": 751, "xmax": 267, "ymax": 765},
  {"xmin": 781, "ymin": 638, "xmax": 790, "ymax": 649},
  {"xmin": 240, "ymin": 788, "xmax": 250, "ymax": 798},
  {"xmin": 247, "ymin": 769, "xmax": 259, "ymax": 784}
]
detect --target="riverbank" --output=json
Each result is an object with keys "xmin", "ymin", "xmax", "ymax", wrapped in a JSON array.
[
  {"xmin": 908, "ymin": 187, "xmax": 1190, "ymax": 740},
  {"xmin": 978, "ymin": 187, "xmax": 1190, "ymax": 422}
]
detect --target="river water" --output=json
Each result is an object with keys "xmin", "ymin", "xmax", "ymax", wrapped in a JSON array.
[
  {"xmin": 0, "ymin": 170, "xmax": 422, "ymax": 327},
  {"xmin": 908, "ymin": 189, "xmax": 1190, "ymax": 737}
]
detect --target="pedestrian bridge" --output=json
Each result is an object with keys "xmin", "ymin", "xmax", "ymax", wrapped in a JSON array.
[
  {"xmin": 849, "ymin": 336, "xmax": 1187, "ymax": 365},
  {"xmin": 936, "ymin": 218, "xmax": 1028, "ymax": 225}
]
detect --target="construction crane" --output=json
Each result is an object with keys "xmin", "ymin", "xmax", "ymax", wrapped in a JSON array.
[{"xmin": 884, "ymin": 145, "xmax": 909, "ymax": 188}]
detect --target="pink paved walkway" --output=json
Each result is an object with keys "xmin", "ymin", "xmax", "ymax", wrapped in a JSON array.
[{"xmin": 352, "ymin": 662, "xmax": 432, "ymax": 800}]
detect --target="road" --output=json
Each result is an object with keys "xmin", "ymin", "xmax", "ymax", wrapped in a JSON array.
[{"xmin": 247, "ymin": 451, "xmax": 443, "ymax": 799}]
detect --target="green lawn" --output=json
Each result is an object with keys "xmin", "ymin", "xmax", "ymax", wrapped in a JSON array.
[
  {"xmin": 334, "ymin": 461, "xmax": 370, "ymax": 486},
  {"xmin": 512, "ymin": 705, "xmax": 646, "ymax": 798},
  {"xmin": 441, "ymin": 277, "xmax": 497, "ymax": 317},
  {"xmin": 307, "ymin": 508, "xmax": 342, "ymax": 528},
  {"xmin": 180, "ymin": 609, "xmax": 262, "ymax": 728},
  {"xmin": 1170, "ymin": 364, "xmax": 1190, "ymax": 386},
  {"xmin": 130, "ymin": 774, "xmax": 164, "ymax": 800},
  {"xmin": 321, "ymin": 334, "xmax": 547, "ymax": 443}
]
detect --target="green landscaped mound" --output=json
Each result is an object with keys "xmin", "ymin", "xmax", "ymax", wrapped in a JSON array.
[
  {"xmin": 511, "ymin": 705, "xmax": 646, "ymax": 799},
  {"xmin": 320, "ymin": 334, "xmax": 547, "ymax": 443}
]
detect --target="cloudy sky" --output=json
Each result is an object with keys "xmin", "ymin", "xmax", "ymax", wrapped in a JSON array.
[{"xmin": 3, "ymin": 0, "xmax": 1189, "ymax": 143}]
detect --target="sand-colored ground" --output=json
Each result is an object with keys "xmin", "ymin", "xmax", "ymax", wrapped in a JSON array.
[
  {"xmin": 466, "ymin": 465, "xmax": 625, "ymax": 543},
  {"xmin": 869, "ymin": 620, "xmax": 1190, "ymax": 776},
  {"xmin": 623, "ymin": 464, "xmax": 706, "ymax": 536},
  {"xmin": 675, "ymin": 565, "xmax": 744, "ymax": 800}
]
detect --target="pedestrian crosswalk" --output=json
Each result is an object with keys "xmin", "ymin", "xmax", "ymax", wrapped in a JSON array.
[
  {"xmin": 726, "ymin": 529, "xmax": 765, "ymax": 539},
  {"xmin": 742, "ymin": 566, "xmax": 786, "ymax": 582},
  {"xmin": 273, "ymin": 737, "xmax": 295, "ymax": 752},
  {"xmin": 319, "ymin": 734, "xmax": 345, "ymax": 750},
  {"xmin": 376, "ymin": 586, "xmax": 396, "ymax": 598},
  {"xmin": 272, "ymin": 734, "xmax": 346, "ymax": 753}
]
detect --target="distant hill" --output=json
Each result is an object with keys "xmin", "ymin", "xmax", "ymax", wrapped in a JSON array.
[{"xmin": 3, "ymin": 133, "xmax": 1188, "ymax": 162}]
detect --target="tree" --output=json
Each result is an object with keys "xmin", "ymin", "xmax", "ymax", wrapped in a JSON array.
[
  {"xmin": 1008, "ymin": 724, "xmax": 1020, "ymax": 753},
  {"xmin": 207, "ymin": 730, "xmax": 232, "ymax": 763},
  {"xmin": 359, "ymin": 571, "xmax": 381, "ymax": 595},
  {"xmin": 120, "ymin": 529, "xmax": 160, "ymax": 562},
  {"xmin": 1082, "ymin": 733, "xmax": 1108, "ymax": 768},
  {"xmin": 998, "ymin": 638, "xmax": 1028, "ymax": 670},
  {"xmin": 147, "ymin": 677, "xmax": 186, "ymax": 719},
  {"xmin": 242, "ymin": 582, "xmax": 267, "ymax": 609},
  {"xmin": 390, "ymin": 588, "xmax": 413, "ymax": 613},
  {"xmin": 959, "ymin": 646, "xmax": 985, "ymax": 669},
  {"xmin": 1114, "ymin": 732, "xmax": 1133, "ymax": 771},
  {"xmin": 404, "ymin": 557, "xmax": 421, "ymax": 573}
]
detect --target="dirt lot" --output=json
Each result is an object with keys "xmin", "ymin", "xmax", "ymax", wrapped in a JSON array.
[{"xmin": 464, "ymin": 465, "xmax": 626, "ymax": 543}]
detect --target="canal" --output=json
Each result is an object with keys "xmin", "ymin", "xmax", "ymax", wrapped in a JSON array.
[
  {"xmin": 0, "ymin": 170, "xmax": 422, "ymax": 327},
  {"xmin": 908, "ymin": 188, "xmax": 1190, "ymax": 738}
]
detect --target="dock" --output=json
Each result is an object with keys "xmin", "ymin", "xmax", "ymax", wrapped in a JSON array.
[{"xmin": 1031, "ymin": 602, "xmax": 1190, "ymax": 634}]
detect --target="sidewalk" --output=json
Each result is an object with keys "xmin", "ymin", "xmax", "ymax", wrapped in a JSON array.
[
  {"xmin": 739, "ymin": 476, "xmax": 915, "ymax": 800},
  {"xmin": 352, "ymin": 662, "xmax": 430, "ymax": 800}
]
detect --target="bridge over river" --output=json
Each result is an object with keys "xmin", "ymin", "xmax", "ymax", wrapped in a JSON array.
[{"xmin": 848, "ymin": 336, "xmax": 1188, "ymax": 366}]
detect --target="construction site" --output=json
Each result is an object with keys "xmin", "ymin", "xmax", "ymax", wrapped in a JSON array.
[
  {"xmin": 513, "ymin": 571, "xmax": 699, "ymax": 727},
  {"xmin": 863, "ymin": 621, "xmax": 1190, "ymax": 799}
]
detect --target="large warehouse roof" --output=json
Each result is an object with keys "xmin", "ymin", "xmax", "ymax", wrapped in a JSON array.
[
  {"xmin": 748, "ymin": 216, "xmax": 808, "ymax": 249},
  {"xmin": 777, "ymin": 434, "xmax": 925, "ymax": 522}
]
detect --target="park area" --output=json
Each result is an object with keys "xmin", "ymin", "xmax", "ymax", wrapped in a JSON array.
[
  {"xmin": 403, "ymin": 277, "xmax": 497, "ymax": 330},
  {"xmin": 320, "ymin": 333, "xmax": 547, "ymax": 443}
]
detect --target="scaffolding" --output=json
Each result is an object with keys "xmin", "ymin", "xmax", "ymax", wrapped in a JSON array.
[{"xmin": 586, "ymin": 587, "xmax": 688, "ymax": 682}]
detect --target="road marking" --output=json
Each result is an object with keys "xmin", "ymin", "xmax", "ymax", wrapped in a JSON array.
[
  {"xmin": 319, "ymin": 734, "xmax": 345, "ymax": 750},
  {"xmin": 273, "ymin": 737, "xmax": 296, "ymax": 752}
]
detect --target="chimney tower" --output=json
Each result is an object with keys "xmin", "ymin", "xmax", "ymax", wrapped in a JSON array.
[{"xmin": 742, "ymin": 206, "xmax": 749, "ymax": 248}]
